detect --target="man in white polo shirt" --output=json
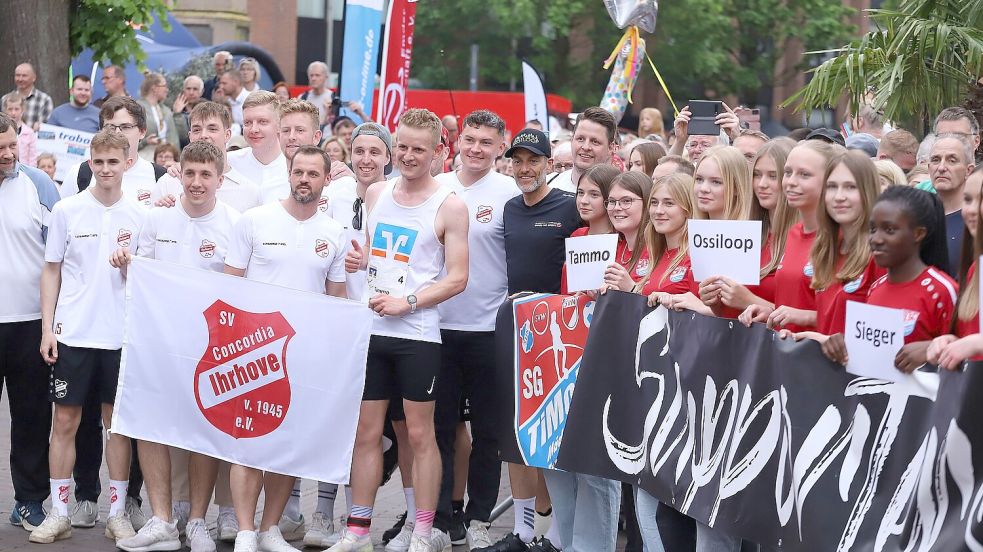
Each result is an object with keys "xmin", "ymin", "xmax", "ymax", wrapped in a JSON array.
[
  {"xmin": 112, "ymin": 141, "xmax": 240, "ymax": 552},
  {"xmin": 0, "ymin": 112, "xmax": 61, "ymax": 531},
  {"xmin": 30, "ymin": 130, "xmax": 145, "ymax": 545},
  {"xmin": 431, "ymin": 109, "xmax": 517, "ymax": 549},
  {"xmin": 224, "ymin": 145, "xmax": 348, "ymax": 552},
  {"xmin": 226, "ymin": 91, "xmax": 288, "ymax": 205},
  {"xmin": 60, "ymin": 96, "xmax": 171, "ymax": 207},
  {"xmin": 157, "ymin": 101, "xmax": 261, "ymax": 214}
]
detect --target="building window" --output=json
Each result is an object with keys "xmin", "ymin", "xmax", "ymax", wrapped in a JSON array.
[
  {"xmin": 298, "ymin": 0, "xmax": 326, "ymax": 19},
  {"xmin": 185, "ymin": 23, "xmax": 213, "ymax": 46}
]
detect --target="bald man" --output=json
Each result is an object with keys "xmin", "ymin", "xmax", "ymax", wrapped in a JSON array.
[{"xmin": 2, "ymin": 63, "xmax": 52, "ymax": 130}]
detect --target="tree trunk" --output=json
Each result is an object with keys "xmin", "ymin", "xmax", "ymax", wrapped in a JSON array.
[{"xmin": 0, "ymin": 0, "xmax": 72, "ymax": 105}]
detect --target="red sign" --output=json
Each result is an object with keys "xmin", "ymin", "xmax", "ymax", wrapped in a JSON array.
[
  {"xmin": 376, "ymin": 0, "xmax": 417, "ymax": 131},
  {"xmin": 193, "ymin": 300, "xmax": 296, "ymax": 439}
]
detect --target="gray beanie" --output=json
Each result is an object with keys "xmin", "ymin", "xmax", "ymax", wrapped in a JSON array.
[{"xmin": 351, "ymin": 122, "xmax": 394, "ymax": 174}]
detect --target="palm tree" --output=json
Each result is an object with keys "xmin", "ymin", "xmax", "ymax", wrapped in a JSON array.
[{"xmin": 784, "ymin": 0, "xmax": 983, "ymax": 134}]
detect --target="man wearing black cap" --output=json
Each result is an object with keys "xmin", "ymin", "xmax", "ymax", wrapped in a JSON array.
[
  {"xmin": 806, "ymin": 127, "xmax": 846, "ymax": 147},
  {"xmin": 477, "ymin": 129, "xmax": 580, "ymax": 552}
]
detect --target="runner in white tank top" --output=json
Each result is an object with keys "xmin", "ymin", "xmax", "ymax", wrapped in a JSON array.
[{"xmin": 335, "ymin": 109, "xmax": 469, "ymax": 552}]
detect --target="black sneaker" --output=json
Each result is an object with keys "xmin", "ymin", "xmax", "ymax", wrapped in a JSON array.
[
  {"xmin": 449, "ymin": 507, "xmax": 466, "ymax": 545},
  {"xmin": 474, "ymin": 532, "xmax": 530, "ymax": 551},
  {"xmin": 528, "ymin": 536, "xmax": 561, "ymax": 552},
  {"xmin": 381, "ymin": 511, "xmax": 407, "ymax": 544}
]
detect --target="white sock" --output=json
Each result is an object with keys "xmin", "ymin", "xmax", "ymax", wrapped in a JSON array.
[
  {"xmin": 403, "ymin": 487, "xmax": 416, "ymax": 523},
  {"xmin": 344, "ymin": 485, "xmax": 352, "ymax": 516},
  {"xmin": 545, "ymin": 512, "xmax": 562, "ymax": 547},
  {"xmin": 317, "ymin": 482, "xmax": 338, "ymax": 516},
  {"xmin": 283, "ymin": 479, "xmax": 302, "ymax": 521},
  {"xmin": 49, "ymin": 478, "xmax": 72, "ymax": 517},
  {"xmin": 109, "ymin": 480, "xmax": 129, "ymax": 517},
  {"xmin": 513, "ymin": 497, "xmax": 535, "ymax": 543}
]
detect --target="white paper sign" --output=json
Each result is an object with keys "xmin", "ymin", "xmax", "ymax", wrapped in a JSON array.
[
  {"xmin": 36, "ymin": 124, "xmax": 94, "ymax": 182},
  {"xmin": 687, "ymin": 220, "xmax": 762, "ymax": 285},
  {"xmin": 564, "ymin": 234, "xmax": 619, "ymax": 292},
  {"xmin": 844, "ymin": 300, "xmax": 907, "ymax": 383}
]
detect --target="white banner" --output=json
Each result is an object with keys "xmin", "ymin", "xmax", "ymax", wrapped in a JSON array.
[
  {"xmin": 113, "ymin": 257, "xmax": 372, "ymax": 483},
  {"xmin": 522, "ymin": 60, "xmax": 549, "ymax": 133},
  {"xmin": 36, "ymin": 124, "xmax": 94, "ymax": 182}
]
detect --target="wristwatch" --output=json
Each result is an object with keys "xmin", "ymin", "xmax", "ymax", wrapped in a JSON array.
[{"xmin": 407, "ymin": 294, "xmax": 418, "ymax": 314}]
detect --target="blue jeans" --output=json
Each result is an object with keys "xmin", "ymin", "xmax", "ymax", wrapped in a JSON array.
[
  {"xmin": 543, "ymin": 470, "xmax": 620, "ymax": 552},
  {"xmin": 696, "ymin": 519, "xmax": 742, "ymax": 552},
  {"xmin": 634, "ymin": 487, "xmax": 667, "ymax": 552}
]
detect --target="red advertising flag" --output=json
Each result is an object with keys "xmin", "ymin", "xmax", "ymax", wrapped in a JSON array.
[{"xmin": 376, "ymin": 0, "xmax": 417, "ymax": 131}]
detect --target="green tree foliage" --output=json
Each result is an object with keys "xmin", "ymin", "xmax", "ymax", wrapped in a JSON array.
[
  {"xmin": 70, "ymin": 0, "xmax": 171, "ymax": 69},
  {"xmin": 412, "ymin": 0, "xmax": 854, "ymax": 109},
  {"xmin": 785, "ymin": 0, "xmax": 983, "ymax": 128}
]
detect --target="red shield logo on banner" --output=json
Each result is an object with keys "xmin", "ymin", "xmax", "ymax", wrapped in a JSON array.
[{"xmin": 193, "ymin": 300, "xmax": 296, "ymax": 439}]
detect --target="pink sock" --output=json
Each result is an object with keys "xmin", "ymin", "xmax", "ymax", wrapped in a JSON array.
[{"xmin": 414, "ymin": 509, "xmax": 435, "ymax": 538}]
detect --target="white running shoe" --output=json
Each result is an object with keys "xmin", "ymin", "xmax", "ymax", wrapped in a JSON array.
[
  {"xmin": 384, "ymin": 522, "xmax": 415, "ymax": 552},
  {"xmin": 218, "ymin": 509, "xmax": 240, "ymax": 542},
  {"xmin": 302, "ymin": 511, "xmax": 334, "ymax": 547},
  {"xmin": 105, "ymin": 512, "xmax": 137, "ymax": 541},
  {"xmin": 258, "ymin": 525, "xmax": 300, "ymax": 551},
  {"xmin": 277, "ymin": 513, "xmax": 305, "ymax": 542},
  {"xmin": 127, "ymin": 496, "xmax": 149, "ymax": 531},
  {"xmin": 28, "ymin": 514, "xmax": 72, "ymax": 544},
  {"xmin": 185, "ymin": 517, "xmax": 217, "ymax": 552},
  {"xmin": 234, "ymin": 530, "xmax": 259, "ymax": 552},
  {"xmin": 117, "ymin": 516, "xmax": 181, "ymax": 552},
  {"xmin": 324, "ymin": 530, "xmax": 373, "ymax": 552},
  {"xmin": 70, "ymin": 500, "xmax": 98, "ymax": 528},
  {"xmin": 408, "ymin": 529, "xmax": 452, "ymax": 552},
  {"xmin": 465, "ymin": 520, "xmax": 492, "ymax": 549}
]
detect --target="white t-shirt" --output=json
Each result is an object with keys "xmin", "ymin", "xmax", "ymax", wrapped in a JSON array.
[
  {"xmin": 135, "ymin": 200, "xmax": 240, "ymax": 272},
  {"xmin": 0, "ymin": 164, "xmax": 60, "ymax": 322},
  {"xmin": 226, "ymin": 148, "xmax": 289, "ymax": 205},
  {"xmin": 61, "ymin": 157, "xmax": 162, "ymax": 209},
  {"xmin": 230, "ymin": 88, "xmax": 250, "ymax": 126},
  {"xmin": 225, "ymin": 201, "xmax": 347, "ymax": 294},
  {"xmin": 435, "ymin": 170, "xmax": 519, "ymax": 331},
  {"xmin": 157, "ymin": 166, "xmax": 261, "ymax": 215},
  {"xmin": 304, "ymin": 89, "xmax": 333, "ymax": 127},
  {"xmin": 324, "ymin": 176, "xmax": 367, "ymax": 302},
  {"xmin": 548, "ymin": 170, "xmax": 576, "ymax": 193},
  {"xmin": 45, "ymin": 190, "xmax": 145, "ymax": 349}
]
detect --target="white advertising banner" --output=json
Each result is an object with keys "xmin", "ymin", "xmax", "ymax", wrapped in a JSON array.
[
  {"xmin": 36, "ymin": 124, "xmax": 94, "ymax": 182},
  {"xmin": 113, "ymin": 257, "xmax": 371, "ymax": 483}
]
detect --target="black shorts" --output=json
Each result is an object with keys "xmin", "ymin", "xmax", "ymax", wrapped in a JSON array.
[
  {"xmin": 49, "ymin": 344, "xmax": 122, "ymax": 406},
  {"xmin": 363, "ymin": 335, "xmax": 441, "ymax": 403}
]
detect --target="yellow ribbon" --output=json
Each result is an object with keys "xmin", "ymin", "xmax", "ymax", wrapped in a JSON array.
[
  {"xmin": 644, "ymin": 51, "xmax": 679, "ymax": 117},
  {"xmin": 603, "ymin": 26, "xmax": 641, "ymax": 104},
  {"xmin": 604, "ymin": 26, "xmax": 679, "ymax": 116}
]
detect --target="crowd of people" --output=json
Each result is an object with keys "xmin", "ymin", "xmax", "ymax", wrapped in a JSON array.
[{"xmin": 2, "ymin": 47, "xmax": 983, "ymax": 552}]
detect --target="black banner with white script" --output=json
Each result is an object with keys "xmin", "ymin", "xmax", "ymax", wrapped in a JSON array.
[{"xmin": 555, "ymin": 291, "xmax": 983, "ymax": 551}]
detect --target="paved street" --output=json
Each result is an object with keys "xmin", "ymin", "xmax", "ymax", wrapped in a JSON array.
[{"xmin": 0, "ymin": 394, "xmax": 631, "ymax": 551}]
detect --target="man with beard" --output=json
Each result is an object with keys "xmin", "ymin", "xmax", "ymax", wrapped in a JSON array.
[
  {"xmin": 547, "ymin": 108, "xmax": 618, "ymax": 193},
  {"xmin": 223, "ymin": 145, "xmax": 348, "ymax": 552},
  {"xmin": 478, "ymin": 129, "xmax": 580, "ymax": 552}
]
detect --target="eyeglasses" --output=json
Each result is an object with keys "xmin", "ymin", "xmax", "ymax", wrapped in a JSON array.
[
  {"xmin": 352, "ymin": 197, "xmax": 364, "ymax": 230},
  {"xmin": 103, "ymin": 123, "xmax": 138, "ymax": 132},
  {"xmin": 553, "ymin": 162, "xmax": 574, "ymax": 172},
  {"xmin": 605, "ymin": 197, "xmax": 639, "ymax": 210}
]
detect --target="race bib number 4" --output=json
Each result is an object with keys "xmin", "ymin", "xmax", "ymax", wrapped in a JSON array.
[{"xmin": 366, "ymin": 222, "xmax": 417, "ymax": 298}]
